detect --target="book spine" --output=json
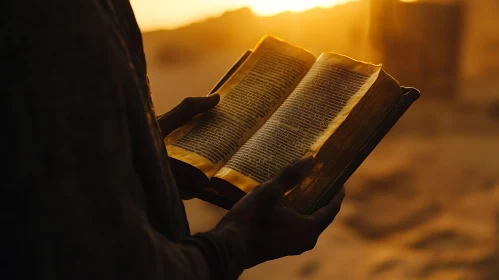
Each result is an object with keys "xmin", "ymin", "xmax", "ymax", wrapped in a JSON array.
[
  {"xmin": 208, "ymin": 50, "xmax": 252, "ymax": 95},
  {"xmin": 305, "ymin": 88, "xmax": 420, "ymax": 214}
]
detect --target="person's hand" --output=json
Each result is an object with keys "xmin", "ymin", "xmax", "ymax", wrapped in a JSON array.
[
  {"xmin": 157, "ymin": 94, "xmax": 220, "ymax": 138},
  {"xmin": 157, "ymin": 94, "xmax": 220, "ymax": 199},
  {"xmin": 212, "ymin": 157, "xmax": 346, "ymax": 268}
]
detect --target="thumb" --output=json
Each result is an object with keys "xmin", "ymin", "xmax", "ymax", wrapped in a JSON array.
[
  {"xmin": 158, "ymin": 94, "xmax": 220, "ymax": 137},
  {"xmin": 263, "ymin": 156, "xmax": 316, "ymax": 197},
  {"xmin": 230, "ymin": 157, "xmax": 315, "ymax": 213}
]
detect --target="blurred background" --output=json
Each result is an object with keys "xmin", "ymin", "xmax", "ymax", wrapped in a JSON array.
[{"xmin": 131, "ymin": 0, "xmax": 499, "ymax": 279}]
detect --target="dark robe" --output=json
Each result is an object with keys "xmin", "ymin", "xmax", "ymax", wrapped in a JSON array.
[{"xmin": 3, "ymin": 1, "xmax": 244, "ymax": 279}]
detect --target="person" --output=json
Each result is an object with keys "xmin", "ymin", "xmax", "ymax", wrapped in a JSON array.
[{"xmin": 4, "ymin": 1, "xmax": 345, "ymax": 279}]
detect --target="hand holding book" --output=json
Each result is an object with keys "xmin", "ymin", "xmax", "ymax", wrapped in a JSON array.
[
  {"xmin": 209, "ymin": 156, "xmax": 345, "ymax": 269},
  {"xmin": 157, "ymin": 93, "xmax": 221, "ymax": 199},
  {"xmin": 155, "ymin": 98, "xmax": 346, "ymax": 268}
]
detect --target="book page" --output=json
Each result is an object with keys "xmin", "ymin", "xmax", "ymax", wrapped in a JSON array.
[
  {"xmin": 165, "ymin": 36, "xmax": 316, "ymax": 178},
  {"xmin": 214, "ymin": 53, "xmax": 381, "ymax": 192}
]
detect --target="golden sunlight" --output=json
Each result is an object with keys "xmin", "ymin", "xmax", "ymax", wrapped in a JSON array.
[
  {"xmin": 130, "ymin": 0, "xmax": 357, "ymax": 31},
  {"xmin": 246, "ymin": 0, "xmax": 356, "ymax": 16}
]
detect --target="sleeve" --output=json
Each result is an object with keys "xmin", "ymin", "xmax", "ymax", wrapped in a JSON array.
[{"xmin": 3, "ymin": 1, "xmax": 245, "ymax": 279}]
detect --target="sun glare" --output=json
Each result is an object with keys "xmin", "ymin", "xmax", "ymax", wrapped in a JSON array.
[
  {"xmin": 130, "ymin": 0, "xmax": 359, "ymax": 31},
  {"xmin": 245, "ymin": 0, "xmax": 356, "ymax": 16}
]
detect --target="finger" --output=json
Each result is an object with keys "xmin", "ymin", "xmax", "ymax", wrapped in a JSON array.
[
  {"xmin": 178, "ymin": 94, "xmax": 221, "ymax": 117},
  {"xmin": 263, "ymin": 156, "xmax": 316, "ymax": 196},
  {"xmin": 158, "ymin": 94, "xmax": 220, "ymax": 136},
  {"xmin": 311, "ymin": 186, "xmax": 345, "ymax": 233}
]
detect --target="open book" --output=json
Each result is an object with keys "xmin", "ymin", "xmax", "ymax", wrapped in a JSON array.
[{"xmin": 165, "ymin": 35, "xmax": 420, "ymax": 214}]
